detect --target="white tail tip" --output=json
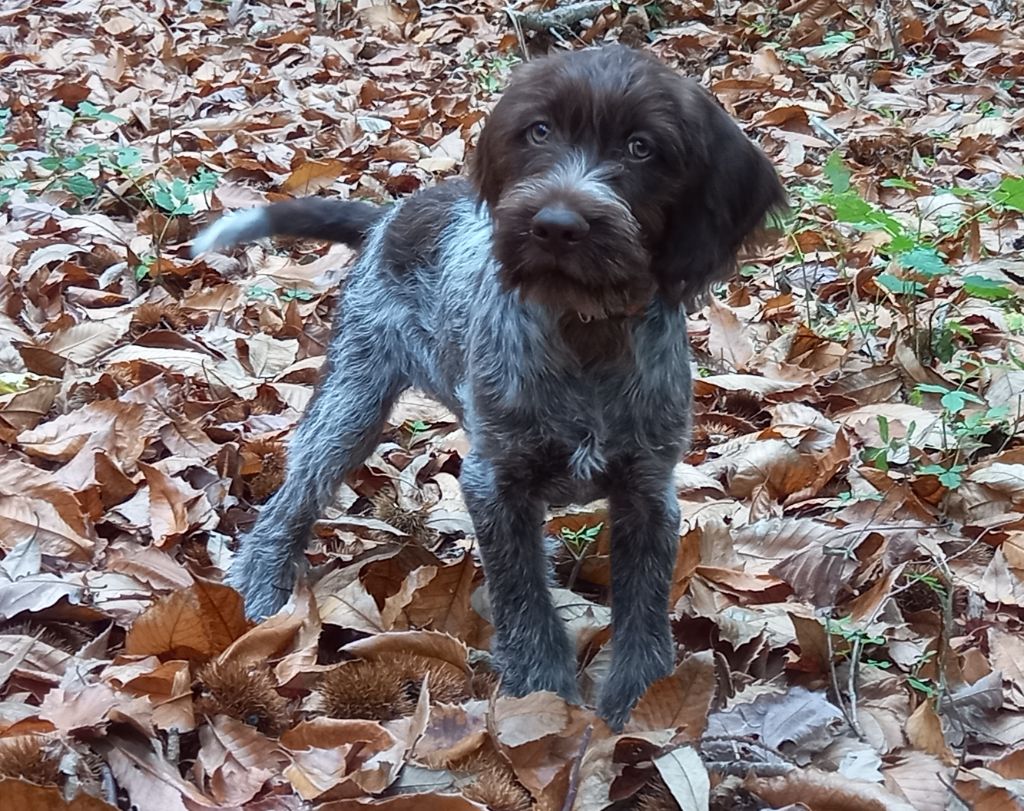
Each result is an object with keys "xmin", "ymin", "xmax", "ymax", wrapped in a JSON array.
[{"xmin": 191, "ymin": 208, "xmax": 271, "ymax": 257}]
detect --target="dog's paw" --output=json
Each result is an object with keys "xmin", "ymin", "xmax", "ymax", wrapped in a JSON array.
[
  {"xmin": 497, "ymin": 656, "xmax": 581, "ymax": 705},
  {"xmin": 597, "ymin": 648, "xmax": 673, "ymax": 731},
  {"xmin": 596, "ymin": 672, "xmax": 648, "ymax": 732},
  {"xmin": 226, "ymin": 532, "xmax": 298, "ymax": 621}
]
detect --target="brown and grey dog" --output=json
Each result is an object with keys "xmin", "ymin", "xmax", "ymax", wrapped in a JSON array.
[{"xmin": 193, "ymin": 45, "xmax": 785, "ymax": 729}]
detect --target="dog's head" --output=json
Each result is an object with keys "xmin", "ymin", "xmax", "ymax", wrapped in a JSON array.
[{"xmin": 471, "ymin": 45, "xmax": 786, "ymax": 318}]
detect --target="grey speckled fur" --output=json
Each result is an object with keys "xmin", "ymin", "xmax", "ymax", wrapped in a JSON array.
[{"xmin": 205, "ymin": 44, "xmax": 785, "ymax": 730}]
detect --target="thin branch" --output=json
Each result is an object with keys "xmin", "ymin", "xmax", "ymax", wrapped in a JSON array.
[
  {"xmin": 560, "ymin": 723, "xmax": 593, "ymax": 811},
  {"xmin": 509, "ymin": 1, "xmax": 610, "ymax": 34}
]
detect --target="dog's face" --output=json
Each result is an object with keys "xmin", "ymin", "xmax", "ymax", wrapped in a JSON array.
[{"xmin": 472, "ymin": 46, "xmax": 785, "ymax": 317}]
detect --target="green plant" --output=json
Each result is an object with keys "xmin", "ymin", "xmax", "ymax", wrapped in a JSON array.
[
  {"xmin": 907, "ymin": 650, "xmax": 940, "ymax": 698},
  {"xmin": 559, "ymin": 522, "xmax": 603, "ymax": 591},
  {"xmin": 134, "ymin": 254, "xmax": 156, "ymax": 281},
  {"xmin": 793, "ymin": 154, "xmax": 1021, "ymax": 365},
  {"xmin": 825, "ymin": 615, "xmax": 888, "ymax": 662},
  {"xmin": 151, "ymin": 167, "xmax": 219, "ymax": 216},
  {"xmin": 404, "ymin": 419, "xmax": 429, "ymax": 437},
  {"xmin": 281, "ymin": 287, "xmax": 315, "ymax": 302},
  {"xmin": 464, "ymin": 53, "xmax": 521, "ymax": 94},
  {"xmin": 1, "ymin": 98, "xmax": 220, "ymax": 231},
  {"xmin": 861, "ymin": 415, "xmax": 913, "ymax": 473},
  {"xmin": 908, "ymin": 382, "xmax": 1011, "ymax": 486}
]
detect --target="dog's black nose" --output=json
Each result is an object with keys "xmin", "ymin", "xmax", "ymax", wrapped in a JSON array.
[{"xmin": 530, "ymin": 206, "xmax": 589, "ymax": 249}]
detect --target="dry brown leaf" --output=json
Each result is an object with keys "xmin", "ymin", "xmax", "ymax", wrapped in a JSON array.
[
  {"xmin": 745, "ymin": 767, "xmax": 917, "ymax": 811},
  {"xmin": 343, "ymin": 629, "xmax": 471, "ymax": 676},
  {"xmin": 0, "ymin": 378, "xmax": 60, "ymax": 432},
  {"xmin": 197, "ymin": 715, "xmax": 287, "ymax": 805},
  {"xmin": 280, "ymin": 159, "xmax": 347, "ymax": 194},
  {"xmin": 0, "ymin": 495, "xmax": 94, "ymax": 560},
  {"xmin": 0, "ymin": 778, "xmax": 117, "ymax": 809},
  {"xmin": 124, "ymin": 580, "xmax": 248, "ymax": 661},
  {"xmin": 626, "ymin": 652, "xmax": 716, "ymax": 738},
  {"xmin": 411, "ymin": 700, "xmax": 489, "ymax": 767},
  {"xmin": 18, "ymin": 400, "xmax": 158, "ymax": 465},
  {"xmin": 280, "ymin": 717, "xmax": 403, "ymax": 799},
  {"xmin": 572, "ymin": 730, "xmax": 672, "ymax": 811}
]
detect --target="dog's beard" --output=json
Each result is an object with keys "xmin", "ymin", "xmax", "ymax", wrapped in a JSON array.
[{"xmin": 491, "ymin": 184, "xmax": 654, "ymax": 320}]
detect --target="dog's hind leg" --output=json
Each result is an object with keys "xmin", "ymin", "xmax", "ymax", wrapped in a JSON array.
[
  {"xmin": 228, "ymin": 318, "xmax": 406, "ymax": 620},
  {"xmin": 460, "ymin": 454, "xmax": 581, "ymax": 703}
]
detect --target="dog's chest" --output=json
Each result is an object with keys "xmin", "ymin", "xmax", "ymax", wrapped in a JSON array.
[{"xmin": 467, "ymin": 304, "xmax": 693, "ymax": 485}]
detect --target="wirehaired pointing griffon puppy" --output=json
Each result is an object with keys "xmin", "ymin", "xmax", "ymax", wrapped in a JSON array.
[{"xmin": 194, "ymin": 45, "xmax": 785, "ymax": 729}]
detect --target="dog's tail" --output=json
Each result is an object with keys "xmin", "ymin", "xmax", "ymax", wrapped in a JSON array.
[{"xmin": 191, "ymin": 198, "xmax": 384, "ymax": 257}]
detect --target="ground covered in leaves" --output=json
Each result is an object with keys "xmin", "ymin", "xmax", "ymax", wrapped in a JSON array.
[{"xmin": 1, "ymin": 0, "xmax": 1024, "ymax": 809}]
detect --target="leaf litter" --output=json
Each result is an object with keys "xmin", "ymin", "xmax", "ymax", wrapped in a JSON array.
[{"xmin": 2, "ymin": 0, "xmax": 1024, "ymax": 809}]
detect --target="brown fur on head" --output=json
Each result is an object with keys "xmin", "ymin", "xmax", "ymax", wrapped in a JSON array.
[{"xmin": 472, "ymin": 45, "xmax": 786, "ymax": 317}]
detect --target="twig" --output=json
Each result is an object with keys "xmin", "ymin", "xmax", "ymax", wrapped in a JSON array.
[
  {"xmin": 166, "ymin": 728, "xmax": 180, "ymax": 766},
  {"xmin": 937, "ymin": 770, "xmax": 971, "ymax": 810},
  {"xmin": 509, "ymin": 1, "xmax": 610, "ymax": 34},
  {"xmin": 847, "ymin": 633, "xmax": 864, "ymax": 737},
  {"xmin": 700, "ymin": 734, "xmax": 797, "ymax": 773},
  {"xmin": 505, "ymin": 6, "xmax": 529, "ymax": 59},
  {"xmin": 824, "ymin": 617, "xmax": 864, "ymax": 739},
  {"xmin": 100, "ymin": 761, "xmax": 118, "ymax": 807},
  {"xmin": 560, "ymin": 723, "xmax": 592, "ymax": 811}
]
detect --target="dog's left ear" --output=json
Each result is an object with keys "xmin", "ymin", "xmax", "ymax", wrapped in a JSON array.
[{"xmin": 655, "ymin": 83, "xmax": 786, "ymax": 307}]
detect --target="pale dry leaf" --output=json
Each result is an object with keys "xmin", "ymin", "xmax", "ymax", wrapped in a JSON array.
[
  {"xmin": 882, "ymin": 750, "xmax": 952, "ymax": 811},
  {"xmin": 318, "ymin": 576, "xmax": 387, "ymax": 633},
  {"xmin": 0, "ymin": 573, "xmax": 88, "ymax": 622},
  {"xmin": 198, "ymin": 716, "xmax": 281, "ymax": 805},
  {"xmin": 706, "ymin": 296, "xmax": 754, "ymax": 370},
  {"xmin": 38, "ymin": 319, "xmax": 128, "ymax": 366},
  {"xmin": 0, "ymin": 494, "xmax": 94, "ymax": 560},
  {"xmin": 705, "ymin": 686, "xmax": 843, "ymax": 763},
  {"xmin": 411, "ymin": 699, "xmax": 488, "ymax": 767},
  {"xmin": 655, "ymin": 745, "xmax": 710, "ymax": 811},
  {"xmin": 0, "ymin": 534, "xmax": 42, "ymax": 579},
  {"xmin": 990, "ymin": 627, "xmax": 1024, "ymax": 705},
  {"xmin": 493, "ymin": 692, "xmax": 574, "ymax": 748},
  {"xmin": 104, "ymin": 735, "xmax": 219, "ymax": 810}
]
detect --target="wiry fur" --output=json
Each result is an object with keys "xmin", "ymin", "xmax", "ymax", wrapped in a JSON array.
[{"xmin": 194, "ymin": 44, "xmax": 785, "ymax": 730}]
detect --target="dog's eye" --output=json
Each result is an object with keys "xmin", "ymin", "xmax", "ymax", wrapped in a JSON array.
[
  {"xmin": 627, "ymin": 136, "xmax": 653, "ymax": 160},
  {"xmin": 527, "ymin": 121, "xmax": 551, "ymax": 144}
]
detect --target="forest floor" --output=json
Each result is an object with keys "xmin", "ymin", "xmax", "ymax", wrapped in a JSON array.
[{"xmin": 1, "ymin": 0, "xmax": 1024, "ymax": 809}]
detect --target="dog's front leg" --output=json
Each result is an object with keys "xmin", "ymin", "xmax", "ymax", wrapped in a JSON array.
[
  {"xmin": 460, "ymin": 453, "xmax": 580, "ymax": 703},
  {"xmin": 598, "ymin": 456, "xmax": 681, "ymax": 730}
]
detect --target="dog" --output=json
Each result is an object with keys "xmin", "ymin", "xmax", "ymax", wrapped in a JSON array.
[{"xmin": 193, "ymin": 44, "xmax": 785, "ymax": 730}]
